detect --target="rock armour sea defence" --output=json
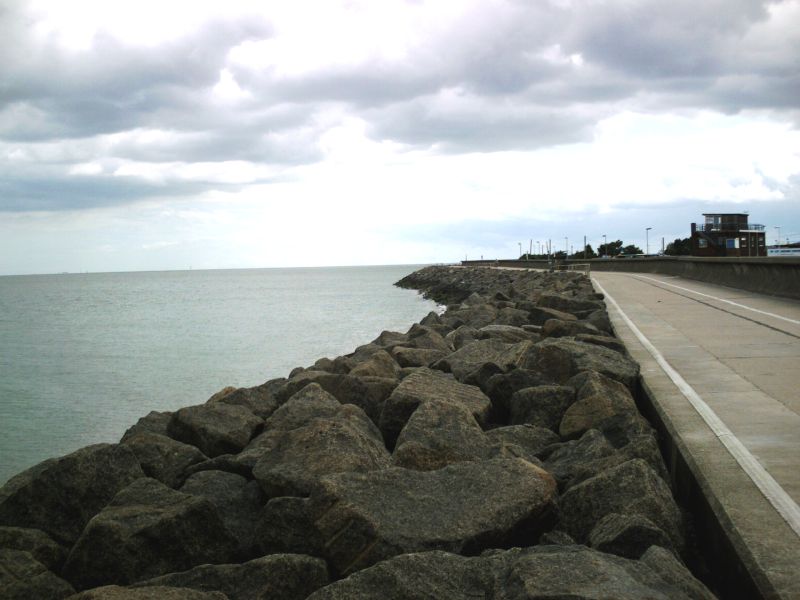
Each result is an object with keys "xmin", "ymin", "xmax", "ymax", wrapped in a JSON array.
[{"xmin": 0, "ymin": 265, "xmax": 718, "ymax": 599}]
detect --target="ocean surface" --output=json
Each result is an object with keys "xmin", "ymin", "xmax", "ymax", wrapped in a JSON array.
[{"xmin": 0, "ymin": 265, "xmax": 438, "ymax": 484}]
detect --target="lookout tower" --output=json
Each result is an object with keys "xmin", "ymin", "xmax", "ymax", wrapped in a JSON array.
[{"xmin": 690, "ymin": 213, "xmax": 766, "ymax": 257}]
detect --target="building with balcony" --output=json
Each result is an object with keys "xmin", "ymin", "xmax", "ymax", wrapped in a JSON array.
[{"xmin": 690, "ymin": 213, "xmax": 766, "ymax": 257}]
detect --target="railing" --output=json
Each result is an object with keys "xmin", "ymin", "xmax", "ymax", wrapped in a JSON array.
[
  {"xmin": 694, "ymin": 223, "xmax": 765, "ymax": 232},
  {"xmin": 555, "ymin": 263, "xmax": 591, "ymax": 276}
]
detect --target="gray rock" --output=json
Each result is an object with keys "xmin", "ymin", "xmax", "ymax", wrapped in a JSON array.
[
  {"xmin": 370, "ymin": 330, "xmax": 408, "ymax": 349},
  {"xmin": 640, "ymin": 545, "xmax": 717, "ymax": 600},
  {"xmin": 527, "ymin": 305, "xmax": 578, "ymax": 326},
  {"xmin": 135, "ymin": 554, "xmax": 329, "ymax": 600},
  {"xmin": 62, "ymin": 478, "xmax": 238, "ymax": 590},
  {"xmin": 444, "ymin": 325, "xmax": 480, "ymax": 350},
  {"xmin": 348, "ymin": 349, "xmax": 401, "ymax": 379},
  {"xmin": 389, "ymin": 346, "xmax": 446, "ymax": 368},
  {"xmin": 494, "ymin": 307, "xmax": 530, "ymax": 327},
  {"xmin": 432, "ymin": 338, "xmax": 515, "ymax": 380},
  {"xmin": 0, "ymin": 444, "xmax": 144, "ymax": 545},
  {"xmin": 542, "ymin": 429, "xmax": 617, "ymax": 489},
  {"xmin": 255, "ymin": 496, "xmax": 324, "ymax": 556},
  {"xmin": 484, "ymin": 425, "xmax": 560, "ymax": 459},
  {"xmin": 122, "ymin": 432, "xmax": 207, "ymax": 489},
  {"xmin": 585, "ymin": 308, "xmax": 613, "ymax": 333},
  {"xmin": 67, "ymin": 587, "xmax": 228, "ymax": 599},
  {"xmin": 0, "ymin": 526, "xmax": 67, "ymax": 571},
  {"xmin": 483, "ymin": 369, "xmax": 551, "ymax": 420},
  {"xmin": 404, "ymin": 324, "xmax": 452, "ymax": 353},
  {"xmin": 574, "ymin": 333, "xmax": 626, "ymax": 353},
  {"xmin": 442, "ymin": 304, "xmax": 498, "ymax": 329},
  {"xmin": 420, "ymin": 311, "xmax": 443, "ymax": 326},
  {"xmin": 589, "ymin": 512, "xmax": 674, "ymax": 558},
  {"xmin": 167, "ymin": 404, "xmax": 263, "ymax": 458},
  {"xmin": 205, "ymin": 381, "xmax": 282, "ymax": 419},
  {"xmin": 541, "ymin": 318, "xmax": 601, "ymax": 338},
  {"xmin": 477, "ymin": 324, "xmax": 539, "ymax": 343},
  {"xmin": 0, "ymin": 548, "xmax": 74, "ymax": 600},
  {"xmin": 309, "ymin": 458, "xmax": 557, "ymax": 575},
  {"xmin": 560, "ymin": 370, "xmax": 638, "ymax": 439},
  {"xmin": 263, "ymin": 383, "xmax": 342, "ymax": 433},
  {"xmin": 392, "ymin": 401, "xmax": 491, "ymax": 471},
  {"xmin": 252, "ymin": 404, "xmax": 390, "ymax": 497},
  {"xmin": 121, "ymin": 411, "xmax": 173, "ymax": 441},
  {"xmin": 379, "ymin": 368, "xmax": 492, "ymax": 449},
  {"xmin": 179, "ymin": 471, "xmax": 264, "ymax": 558},
  {"xmin": 306, "ymin": 551, "xmax": 492, "ymax": 600},
  {"xmin": 509, "ymin": 385, "xmax": 576, "ymax": 431},
  {"xmin": 274, "ymin": 372, "xmax": 385, "ymax": 424},
  {"xmin": 537, "ymin": 291, "xmax": 604, "ymax": 314},
  {"xmin": 558, "ymin": 459, "xmax": 684, "ymax": 551}
]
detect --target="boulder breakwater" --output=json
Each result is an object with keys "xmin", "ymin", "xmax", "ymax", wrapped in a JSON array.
[{"xmin": 0, "ymin": 265, "xmax": 717, "ymax": 599}]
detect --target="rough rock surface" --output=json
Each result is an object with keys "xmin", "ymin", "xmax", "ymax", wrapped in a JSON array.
[
  {"xmin": 379, "ymin": 368, "xmax": 491, "ymax": 448},
  {"xmin": 62, "ymin": 478, "xmax": 238, "ymax": 590},
  {"xmin": 167, "ymin": 403, "xmax": 262, "ymax": 458},
  {"xmin": 309, "ymin": 458, "xmax": 557, "ymax": 575},
  {"xmin": 0, "ymin": 526, "xmax": 68, "ymax": 571},
  {"xmin": 509, "ymin": 385, "xmax": 576, "ymax": 431},
  {"xmin": 432, "ymin": 338, "xmax": 514, "ymax": 380},
  {"xmin": 0, "ymin": 548, "xmax": 75, "ymax": 600},
  {"xmin": 67, "ymin": 587, "xmax": 228, "ymax": 599},
  {"xmin": 0, "ymin": 444, "xmax": 144, "ymax": 544},
  {"xmin": 122, "ymin": 432, "xmax": 207, "ymax": 489},
  {"xmin": 560, "ymin": 370, "xmax": 638, "ymax": 439},
  {"xmin": 134, "ymin": 554, "xmax": 329, "ymax": 600},
  {"xmin": 589, "ymin": 512, "xmax": 674, "ymax": 558}
]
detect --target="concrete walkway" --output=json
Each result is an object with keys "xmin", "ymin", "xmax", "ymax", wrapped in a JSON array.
[{"xmin": 591, "ymin": 271, "xmax": 800, "ymax": 600}]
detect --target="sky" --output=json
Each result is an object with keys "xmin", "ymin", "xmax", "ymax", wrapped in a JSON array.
[{"xmin": 1, "ymin": 0, "xmax": 799, "ymax": 274}]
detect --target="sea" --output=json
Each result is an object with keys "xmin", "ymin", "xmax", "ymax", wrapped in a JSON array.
[{"xmin": 0, "ymin": 264, "xmax": 439, "ymax": 484}]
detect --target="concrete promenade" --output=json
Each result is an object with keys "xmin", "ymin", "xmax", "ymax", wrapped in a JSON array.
[{"xmin": 591, "ymin": 271, "xmax": 800, "ymax": 599}]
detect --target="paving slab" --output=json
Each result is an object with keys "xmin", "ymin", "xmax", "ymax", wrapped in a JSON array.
[{"xmin": 592, "ymin": 271, "xmax": 800, "ymax": 600}]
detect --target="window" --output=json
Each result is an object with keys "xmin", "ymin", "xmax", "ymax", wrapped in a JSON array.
[
  {"xmin": 698, "ymin": 239, "xmax": 708, "ymax": 248},
  {"xmin": 726, "ymin": 239, "xmax": 736, "ymax": 249}
]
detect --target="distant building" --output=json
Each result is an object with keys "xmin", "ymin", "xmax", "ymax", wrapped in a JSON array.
[{"xmin": 690, "ymin": 213, "xmax": 766, "ymax": 257}]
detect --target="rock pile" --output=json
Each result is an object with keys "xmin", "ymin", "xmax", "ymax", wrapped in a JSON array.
[{"xmin": 0, "ymin": 265, "xmax": 716, "ymax": 599}]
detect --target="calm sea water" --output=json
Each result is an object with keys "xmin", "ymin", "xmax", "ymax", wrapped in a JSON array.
[{"xmin": 0, "ymin": 265, "xmax": 438, "ymax": 484}]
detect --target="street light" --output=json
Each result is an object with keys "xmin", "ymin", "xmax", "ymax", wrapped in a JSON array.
[
  {"xmin": 602, "ymin": 234, "xmax": 607, "ymax": 257},
  {"xmin": 518, "ymin": 242, "xmax": 522, "ymax": 259},
  {"xmin": 565, "ymin": 237, "xmax": 569, "ymax": 257},
  {"xmin": 646, "ymin": 227, "xmax": 652, "ymax": 256},
  {"xmin": 775, "ymin": 226, "xmax": 781, "ymax": 248}
]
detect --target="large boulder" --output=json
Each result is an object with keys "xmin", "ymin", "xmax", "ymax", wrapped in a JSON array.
[
  {"xmin": 389, "ymin": 346, "xmax": 446, "ymax": 368},
  {"xmin": 432, "ymin": 339, "xmax": 514, "ymax": 380},
  {"xmin": 493, "ymin": 307, "xmax": 530, "ymax": 327},
  {"xmin": 526, "ymin": 305, "xmax": 578, "ymax": 326},
  {"xmin": 274, "ymin": 372, "xmax": 386, "ymax": 424},
  {"xmin": 205, "ymin": 380, "xmax": 282, "ymax": 419},
  {"xmin": 0, "ymin": 526, "xmax": 67, "ymax": 572},
  {"xmin": 348, "ymin": 349, "xmax": 401, "ymax": 379},
  {"xmin": 0, "ymin": 444, "xmax": 144, "ymax": 545},
  {"xmin": 484, "ymin": 425, "xmax": 559, "ymax": 460},
  {"xmin": 483, "ymin": 369, "xmax": 551, "ymax": 420},
  {"xmin": 255, "ymin": 497, "xmax": 325, "ymax": 557},
  {"xmin": 134, "ymin": 554, "xmax": 329, "ymax": 600},
  {"xmin": 559, "ymin": 371, "xmax": 638, "ymax": 439},
  {"xmin": 307, "ymin": 545, "xmax": 713, "ymax": 599},
  {"xmin": 588, "ymin": 512, "xmax": 675, "ymax": 558},
  {"xmin": 67, "ymin": 587, "xmax": 228, "ymax": 599},
  {"xmin": 179, "ymin": 471, "xmax": 264, "ymax": 558},
  {"xmin": 444, "ymin": 325, "xmax": 480, "ymax": 350},
  {"xmin": 558, "ymin": 459, "xmax": 684, "ymax": 551},
  {"xmin": 378, "ymin": 368, "xmax": 491, "ymax": 448},
  {"xmin": 509, "ymin": 385, "xmax": 576, "ymax": 431},
  {"xmin": 537, "ymin": 291, "xmax": 604, "ymax": 314},
  {"xmin": 309, "ymin": 458, "xmax": 557, "ymax": 575},
  {"xmin": 252, "ymin": 405, "xmax": 390, "ymax": 498},
  {"xmin": 477, "ymin": 324, "xmax": 539, "ymax": 344},
  {"xmin": 62, "ymin": 478, "xmax": 238, "ymax": 590},
  {"xmin": 541, "ymin": 318, "xmax": 601, "ymax": 338},
  {"xmin": 0, "ymin": 548, "xmax": 75, "ymax": 600},
  {"xmin": 122, "ymin": 432, "xmax": 207, "ymax": 489},
  {"xmin": 391, "ymin": 401, "xmax": 491, "ymax": 471},
  {"xmin": 167, "ymin": 404, "xmax": 263, "ymax": 458},
  {"xmin": 121, "ymin": 411, "xmax": 172, "ymax": 441}
]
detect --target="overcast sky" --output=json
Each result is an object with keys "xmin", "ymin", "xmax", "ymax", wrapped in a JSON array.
[{"xmin": 1, "ymin": 0, "xmax": 799, "ymax": 274}]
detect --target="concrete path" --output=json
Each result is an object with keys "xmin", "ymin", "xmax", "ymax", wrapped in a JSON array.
[{"xmin": 591, "ymin": 271, "xmax": 800, "ymax": 599}]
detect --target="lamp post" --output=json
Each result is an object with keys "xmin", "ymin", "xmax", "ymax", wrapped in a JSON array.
[
  {"xmin": 602, "ymin": 234, "xmax": 607, "ymax": 256},
  {"xmin": 775, "ymin": 226, "xmax": 781, "ymax": 248},
  {"xmin": 518, "ymin": 242, "xmax": 522, "ymax": 259},
  {"xmin": 646, "ymin": 227, "xmax": 652, "ymax": 256},
  {"xmin": 564, "ymin": 237, "xmax": 568, "ymax": 257}
]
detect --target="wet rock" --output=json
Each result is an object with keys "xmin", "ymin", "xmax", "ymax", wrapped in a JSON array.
[
  {"xmin": 179, "ymin": 471, "xmax": 263, "ymax": 558},
  {"xmin": 391, "ymin": 401, "xmax": 491, "ymax": 470},
  {"xmin": 0, "ymin": 526, "xmax": 68, "ymax": 571},
  {"xmin": 255, "ymin": 496, "xmax": 325, "ymax": 556},
  {"xmin": 167, "ymin": 404, "xmax": 263, "ymax": 458},
  {"xmin": 310, "ymin": 458, "xmax": 557, "ymax": 575},
  {"xmin": 122, "ymin": 432, "xmax": 207, "ymax": 489},
  {"xmin": 252, "ymin": 404, "xmax": 390, "ymax": 497},
  {"xmin": 134, "ymin": 554, "xmax": 329, "ymax": 600},
  {"xmin": 589, "ymin": 512, "xmax": 674, "ymax": 559},
  {"xmin": 379, "ymin": 368, "xmax": 491, "ymax": 449},
  {"xmin": 0, "ymin": 444, "xmax": 144, "ymax": 545},
  {"xmin": 0, "ymin": 548, "xmax": 74, "ymax": 600},
  {"xmin": 509, "ymin": 385, "xmax": 576, "ymax": 431},
  {"xmin": 558, "ymin": 459, "xmax": 684, "ymax": 551},
  {"xmin": 62, "ymin": 478, "xmax": 238, "ymax": 590},
  {"xmin": 432, "ymin": 338, "xmax": 515, "ymax": 380},
  {"xmin": 559, "ymin": 371, "xmax": 638, "ymax": 439},
  {"xmin": 67, "ymin": 587, "xmax": 228, "ymax": 599}
]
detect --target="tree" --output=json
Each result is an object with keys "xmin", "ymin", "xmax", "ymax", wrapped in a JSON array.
[
  {"xmin": 621, "ymin": 244, "xmax": 643, "ymax": 255},
  {"xmin": 665, "ymin": 237, "xmax": 692, "ymax": 256},
  {"xmin": 598, "ymin": 240, "xmax": 623, "ymax": 257}
]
